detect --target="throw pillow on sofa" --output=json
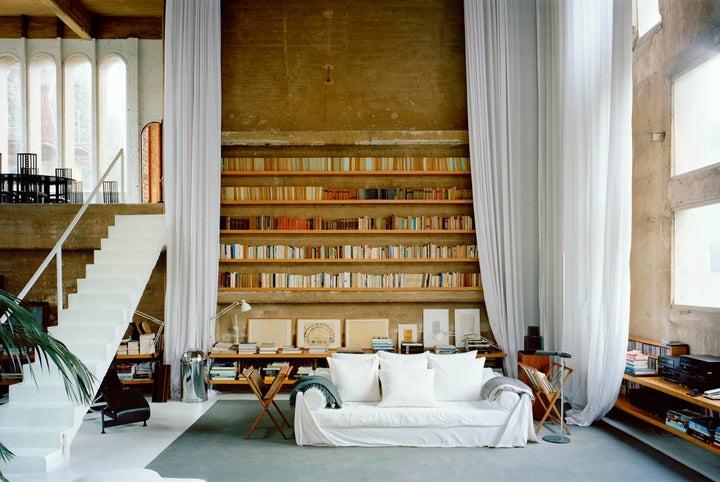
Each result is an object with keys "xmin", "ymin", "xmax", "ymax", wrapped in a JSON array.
[
  {"xmin": 378, "ymin": 368, "xmax": 438, "ymax": 408},
  {"xmin": 327, "ymin": 356, "xmax": 381, "ymax": 402},
  {"xmin": 377, "ymin": 350, "xmax": 428, "ymax": 370},
  {"xmin": 428, "ymin": 355, "xmax": 486, "ymax": 401}
]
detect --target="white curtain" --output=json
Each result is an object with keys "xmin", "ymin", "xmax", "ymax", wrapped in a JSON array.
[
  {"xmin": 539, "ymin": 0, "xmax": 633, "ymax": 425},
  {"xmin": 465, "ymin": 0, "xmax": 632, "ymax": 423},
  {"xmin": 464, "ymin": 0, "xmax": 540, "ymax": 377},
  {"xmin": 163, "ymin": 0, "xmax": 222, "ymax": 397}
]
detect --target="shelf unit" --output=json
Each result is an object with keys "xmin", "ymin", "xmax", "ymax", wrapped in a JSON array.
[
  {"xmin": 114, "ymin": 351, "xmax": 162, "ymax": 388},
  {"xmin": 615, "ymin": 337, "xmax": 718, "ymax": 455},
  {"xmin": 208, "ymin": 350, "xmax": 507, "ymax": 387}
]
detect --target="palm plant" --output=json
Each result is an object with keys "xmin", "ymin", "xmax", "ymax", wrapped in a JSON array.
[{"xmin": 0, "ymin": 289, "xmax": 95, "ymax": 480}]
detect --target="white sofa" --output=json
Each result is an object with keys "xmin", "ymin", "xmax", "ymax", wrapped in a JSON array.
[{"xmin": 293, "ymin": 351, "xmax": 538, "ymax": 448}]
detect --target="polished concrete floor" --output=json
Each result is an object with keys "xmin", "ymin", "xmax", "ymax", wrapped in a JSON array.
[{"xmin": 2, "ymin": 391, "xmax": 716, "ymax": 482}]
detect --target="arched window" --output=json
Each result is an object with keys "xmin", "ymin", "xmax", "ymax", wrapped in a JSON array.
[
  {"xmin": 0, "ymin": 55, "xmax": 22, "ymax": 173},
  {"xmin": 64, "ymin": 55, "xmax": 93, "ymax": 190},
  {"xmin": 28, "ymin": 54, "xmax": 57, "ymax": 174},
  {"xmin": 98, "ymin": 54, "xmax": 127, "ymax": 193}
]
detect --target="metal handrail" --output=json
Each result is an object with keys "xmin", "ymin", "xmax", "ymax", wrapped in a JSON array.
[{"xmin": 17, "ymin": 149, "xmax": 125, "ymax": 312}]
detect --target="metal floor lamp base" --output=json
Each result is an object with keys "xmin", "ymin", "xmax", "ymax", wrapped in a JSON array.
[{"xmin": 542, "ymin": 433, "xmax": 571, "ymax": 444}]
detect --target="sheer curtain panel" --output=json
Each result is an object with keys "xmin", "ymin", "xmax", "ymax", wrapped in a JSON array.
[
  {"xmin": 464, "ymin": 0, "xmax": 540, "ymax": 377},
  {"xmin": 163, "ymin": 0, "xmax": 222, "ymax": 397}
]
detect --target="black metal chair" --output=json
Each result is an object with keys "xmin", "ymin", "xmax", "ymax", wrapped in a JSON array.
[{"xmin": 97, "ymin": 365, "xmax": 151, "ymax": 434}]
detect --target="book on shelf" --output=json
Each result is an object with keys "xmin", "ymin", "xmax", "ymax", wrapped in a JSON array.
[
  {"xmin": 295, "ymin": 365, "xmax": 314, "ymax": 378},
  {"xmin": 280, "ymin": 346, "xmax": 302, "ymax": 354},
  {"xmin": 371, "ymin": 336, "xmax": 394, "ymax": 353},
  {"xmin": 625, "ymin": 349, "xmax": 655, "ymax": 375},
  {"xmin": 337, "ymin": 346, "xmax": 364, "ymax": 354},
  {"xmin": 210, "ymin": 342, "xmax": 238, "ymax": 354},
  {"xmin": 400, "ymin": 342, "xmax": 424, "ymax": 354},
  {"xmin": 434, "ymin": 344, "xmax": 458, "ymax": 355},
  {"xmin": 237, "ymin": 342, "xmax": 257, "ymax": 354},
  {"xmin": 258, "ymin": 343, "xmax": 278, "ymax": 354},
  {"xmin": 308, "ymin": 346, "xmax": 329, "ymax": 354}
]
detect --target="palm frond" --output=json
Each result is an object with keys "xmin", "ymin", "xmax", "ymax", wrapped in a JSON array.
[{"xmin": 0, "ymin": 289, "xmax": 96, "ymax": 405}]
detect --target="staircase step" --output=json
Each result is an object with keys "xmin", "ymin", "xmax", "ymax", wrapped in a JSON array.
[
  {"xmin": 9, "ymin": 380, "xmax": 75, "ymax": 403},
  {"xmin": 49, "ymin": 323, "xmax": 127, "ymax": 343},
  {"xmin": 0, "ymin": 447, "xmax": 64, "ymax": 473},
  {"xmin": 100, "ymin": 235, "xmax": 164, "ymax": 252},
  {"xmin": 114, "ymin": 214, "xmax": 165, "ymax": 227},
  {"xmin": 85, "ymin": 262, "xmax": 154, "ymax": 279},
  {"xmin": 0, "ymin": 402, "xmax": 76, "ymax": 428},
  {"xmin": 1, "ymin": 430, "xmax": 64, "ymax": 451},
  {"xmin": 93, "ymin": 247, "xmax": 163, "ymax": 265},
  {"xmin": 67, "ymin": 291, "xmax": 136, "ymax": 309},
  {"xmin": 76, "ymin": 276, "xmax": 144, "ymax": 294},
  {"xmin": 108, "ymin": 223, "xmax": 165, "ymax": 238},
  {"xmin": 62, "ymin": 340, "xmax": 119, "ymax": 361},
  {"xmin": 59, "ymin": 307, "xmax": 131, "ymax": 324}
]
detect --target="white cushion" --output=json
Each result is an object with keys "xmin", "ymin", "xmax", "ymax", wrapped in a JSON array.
[
  {"xmin": 331, "ymin": 352, "xmax": 378, "ymax": 360},
  {"xmin": 378, "ymin": 368, "xmax": 438, "ymax": 407},
  {"xmin": 378, "ymin": 350, "xmax": 428, "ymax": 370},
  {"xmin": 327, "ymin": 356, "xmax": 381, "ymax": 402},
  {"xmin": 427, "ymin": 350, "xmax": 477, "ymax": 362},
  {"xmin": 428, "ymin": 355, "xmax": 486, "ymax": 401}
]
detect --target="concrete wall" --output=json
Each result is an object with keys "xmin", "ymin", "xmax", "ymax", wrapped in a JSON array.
[{"xmin": 631, "ymin": 0, "xmax": 720, "ymax": 353}]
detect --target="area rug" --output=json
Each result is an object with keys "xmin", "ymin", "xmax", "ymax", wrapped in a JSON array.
[{"xmin": 146, "ymin": 400, "xmax": 708, "ymax": 482}]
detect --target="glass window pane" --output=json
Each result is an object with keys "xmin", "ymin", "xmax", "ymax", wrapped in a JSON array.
[
  {"xmin": 28, "ymin": 55, "xmax": 58, "ymax": 174},
  {"xmin": 674, "ymin": 202, "xmax": 720, "ymax": 308},
  {"xmin": 637, "ymin": 0, "xmax": 661, "ymax": 38},
  {"xmin": 64, "ymin": 55, "xmax": 93, "ymax": 193},
  {"xmin": 98, "ymin": 55, "xmax": 126, "ymax": 195},
  {"xmin": 673, "ymin": 53, "xmax": 720, "ymax": 175},
  {"xmin": 0, "ymin": 55, "xmax": 23, "ymax": 173}
]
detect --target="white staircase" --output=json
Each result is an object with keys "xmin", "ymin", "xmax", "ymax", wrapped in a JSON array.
[{"xmin": 0, "ymin": 214, "xmax": 166, "ymax": 474}]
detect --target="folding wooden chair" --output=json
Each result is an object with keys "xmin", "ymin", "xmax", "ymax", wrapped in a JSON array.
[
  {"xmin": 518, "ymin": 361, "xmax": 574, "ymax": 435},
  {"xmin": 242, "ymin": 365, "xmax": 292, "ymax": 439}
]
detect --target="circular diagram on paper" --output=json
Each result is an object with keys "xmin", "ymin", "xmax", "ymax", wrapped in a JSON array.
[{"xmin": 304, "ymin": 322, "xmax": 336, "ymax": 346}]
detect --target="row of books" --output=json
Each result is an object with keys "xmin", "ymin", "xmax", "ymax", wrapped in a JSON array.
[
  {"xmin": 665, "ymin": 408, "xmax": 719, "ymax": 448},
  {"xmin": 220, "ymin": 214, "xmax": 474, "ymax": 231},
  {"xmin": 221, "ymin": 186, "xmax": 473, "ymax": 202},
  {"xmin": 221, "ymin": 157, "xmax": 470, "ymax": 172},
  {"xmin": 434, "ymin": 344, "xmax": 459, "ymax": 355},
  {"xmin": 627, "ymin": 339, "xmax": 688, "ymax": 358},
  {"xmin": 220, "ymin": 243, "xmax": 478, "ymax": 261},
  {"xmin": 116, "ymin": 334, "xmax": 156, "ymax": 356},
  {"xmin": 625, "ymin": 349, "xmax": 655, "ymax": 375},
  {"xmin": 218, "ymin": 271, "xmax": 481, "ymax": 289},
  {"xmin": 116, "ymin": 362, "xmax": 155, "ymax": 381}
]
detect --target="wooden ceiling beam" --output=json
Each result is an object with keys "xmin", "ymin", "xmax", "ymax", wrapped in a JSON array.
[{"xmin": 41, "ymin": 0, "xmax": 92, "ymax": 40}]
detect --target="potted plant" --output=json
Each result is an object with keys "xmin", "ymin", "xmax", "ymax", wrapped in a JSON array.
[{"xmin": 0, "ymin": 289, "xmax": 95, "ymax": 481}]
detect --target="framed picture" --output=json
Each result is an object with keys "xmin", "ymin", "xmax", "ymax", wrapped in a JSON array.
[
  {"xmin": 247, "ymin": 318, "xmax": 293, "ymax": 346},
  {"xmin": 423, "ymin": 309, "xmax": 449, "ymax": 347},
  {"xmin": 296, "ymin": 318, "xmax": 341, "ymax": 348},
  {"xmin": 397, "ymin": 323, "xmax": 418, "ymax": 345},
  {"xmin": 344, "ymin": 318, "xmax": 390, "ymax": 349},
  {"xmin": 454, "ymin": 309, "xmax": 481, "ymax": 347}
]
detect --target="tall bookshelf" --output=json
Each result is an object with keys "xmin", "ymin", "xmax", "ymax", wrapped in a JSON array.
[{"xmin": 216, "ymin": 155, "xmax": 487, "ymax": 346}]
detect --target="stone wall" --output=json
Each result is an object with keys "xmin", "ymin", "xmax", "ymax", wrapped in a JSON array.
[{"xmin": 631, "ymin": 0, "xmax": 720, "ymax": 352}]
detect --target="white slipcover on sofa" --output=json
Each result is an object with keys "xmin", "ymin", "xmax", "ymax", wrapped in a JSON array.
[{"xmin": 293, "ymin": 351, "xmax": 538, "ymax": 448}]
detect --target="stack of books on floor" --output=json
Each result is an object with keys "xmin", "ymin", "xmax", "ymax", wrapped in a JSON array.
[
  {"xmin": 399, "ymin": 342, "xmax": 424, "ymax": 354},
  {"xmin": 237, "ymin": 342, "xmax": 257, "ymax": 354},
  {"xmin": 210, "ymin": 360, "xmax": 238, "ymax": 380},
  {"xmin": 258, "ymin": 343, "xmax": 278, "ymax": 354},
  {"xmin": 625, "ymin": 349, "xmax": 654, "ymax": 375},
  {"xmin": 434, "ymin": 344, "xmax": 458, "ymax": 355},
  {"xmin": 210, "ymin": 342, "xmax": 238, "ymax": 354},
  {"xmin": 139, "ymin": 333, "xmax": 155, "ymax": 354},
  {"xmin": 687, "ymin": 416, "xmax": 716, "ymax": 444},
  {"xmin": 372, "ymin": 337, "xmax": 394, "ymax": 353},
  {"xmin": 665, "ymin": 407, "xmax": 702, "ymax": 432}
]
